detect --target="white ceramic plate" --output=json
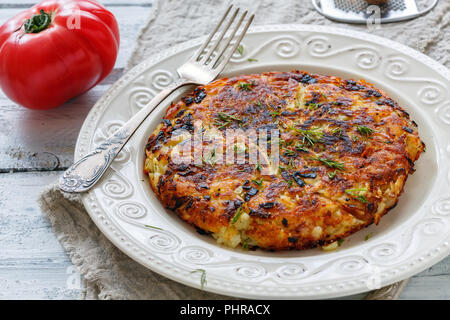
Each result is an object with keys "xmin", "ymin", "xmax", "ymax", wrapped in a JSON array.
[{"xmin": 77, "ymin": 25, "xmax": 450, "ymax": 299}]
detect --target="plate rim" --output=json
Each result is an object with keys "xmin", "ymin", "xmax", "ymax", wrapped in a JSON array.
[{"xmin": 77, "ymin": 24, "xmax": 450, "ymax": 299}]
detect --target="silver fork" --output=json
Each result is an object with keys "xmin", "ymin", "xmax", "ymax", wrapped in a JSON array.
[{"xmin": 59, "ymin": 5, "xmax": 254, "ymax": 193}]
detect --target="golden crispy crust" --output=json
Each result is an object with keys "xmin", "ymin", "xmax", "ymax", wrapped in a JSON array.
[{"xmin": 144, "ymin": 71, "xmax": 424, "ymax": 251}]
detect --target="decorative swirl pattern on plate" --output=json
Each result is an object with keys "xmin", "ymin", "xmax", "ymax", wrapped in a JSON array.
[
  {"xmin": 417, "ymin": 218, "xmax": 445, "ymax": 236},
  {"xmin": 128, "ymin": 86, "xmax": 155, "ymax": 114},
  {"xmin": 148, "ymin": 69, "xmax": 175, "ymax": 90},
  {"xmin": 369, "ymin": 243, "xmax": 399, "ymax": 261},
  {"xmin": 355, "ymin": 50, "xmax": 380, "ymax": 69},
  {"xmin": 148, "ymin": 232, "xmax": 181, "ymax": 253},
  {"xmin": 102, "ymin": 170, "xmax": 133, "ymax": 199},
  {"xmin": 116, "ymin": 202, "xmax": 147, "ymax": 219},
  {"xmin": 385, "ymin": 57, "xmax": 447, "ymax": 105},
  {"xmin": 418, "ymin": 86, "xmax": 445, "ymax": 105},
  {"xmin": 337, "ymin": 257, "xmax": 368, "ymax": 274},
  {"xmin": 436, "ymin": 101, "xmax": 450, "ymax": 126},
  {"xmin": 230, "ymin": 36, "xmax": 301, "ymax": 63},
  {"xmin": 234, "ymin": 264, "xmax": 266, "ymax": 281},
  {"xmin": 306, "ymin": 36, "xmax": 380, "ymax": 69},
  {"xmin": 179, "ymin": 246, "xmax": 213, "ymax": 265},
  {"xmin": 276, "ymin": 264, "xmax": 307, "ymax": 280},
  {"xmin": 433, "ymin": 198, "xmax": 450, "ymax": 216}
]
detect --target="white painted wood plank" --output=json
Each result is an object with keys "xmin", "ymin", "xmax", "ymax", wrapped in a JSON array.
[{"xmin": 0, "ymin": 171, "xmax": 82, "ymax": 300}]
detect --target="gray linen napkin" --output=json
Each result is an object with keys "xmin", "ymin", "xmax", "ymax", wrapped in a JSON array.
[{"xmin": 39, "ymin": 0, "xmax": 450, "ymax": 299}]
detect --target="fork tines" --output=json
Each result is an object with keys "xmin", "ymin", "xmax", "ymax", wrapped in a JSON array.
[{"xmin": 194, "ymin": 5, "xmax": 254, "ymax": 69}]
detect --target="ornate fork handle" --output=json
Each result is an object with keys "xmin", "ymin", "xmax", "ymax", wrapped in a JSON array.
[{"xmin": 59, "ymin": 77, "xmax": 193, "ymax": 193}]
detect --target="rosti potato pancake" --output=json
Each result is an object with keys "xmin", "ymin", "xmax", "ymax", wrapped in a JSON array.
[{"xmin": 144, "ymin": 71, "xmax": 424, "ymax": 251}]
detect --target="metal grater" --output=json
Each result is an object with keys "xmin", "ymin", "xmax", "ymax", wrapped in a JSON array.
[{"xmin": 312, "ymin": 0, "xmax": 438, "ymax": 24}]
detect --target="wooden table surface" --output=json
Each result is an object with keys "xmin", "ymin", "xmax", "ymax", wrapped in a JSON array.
[{"xmin": 0, "ymin": 0, "xmax": 448, "ymax": 300}]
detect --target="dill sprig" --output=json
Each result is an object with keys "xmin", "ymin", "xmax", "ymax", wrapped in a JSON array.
[
  {"xmin": 356, "ymin": 125, "xmax": 373, "ymax": 137},
  {"xmin": 214, "ymin": 112, "xmax": 243, "ymax": 129},
  {"xmin": 312, "ymin": 157, "xmax": 345, "ymax": 171},
  {"xmin": 191, "ymin": 269, "xmax": 207, "ymax": 289},
  {"xmin": 237, "ymin": 82, "xmax": 253, "ymax": 91},
  {"xmin": 144, "ymin": 225, "xmax": 163, "ymax": 230},
  {"xmin": 295, "ymin": 143, "xmax": 309, "ymax": 153},
  {"xmin": 217, "ymin": 112, "xmax": 242, "ymax": 122},
  {"xmin": 330, "ymin": 127, "xmax": 342, "ymax": 136},
  {"xmin": 294, "ymin": 127, "xmax": 323, "ymax": 146},
  {"xmin": 282, "ymin": 147, "xmax": 296, "ymax": 156},
  {"xmin": 231, "ymin": 207, "xmax": 243, "ymax": 224}
]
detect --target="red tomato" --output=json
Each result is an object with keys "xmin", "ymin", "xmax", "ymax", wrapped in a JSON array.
[{"xmin": 0, "ymin": 0, "xmax": 120, "ymax": 109}]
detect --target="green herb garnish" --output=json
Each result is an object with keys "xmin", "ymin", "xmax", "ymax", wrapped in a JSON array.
[
  {"xmin": 295, "ymin": 144, "xmax": 309, "ymax": 153},
  {"xmin": 238, "ymin": 82, "xmax": 252, "ymax": 91},
  {"xmin": 282, "ymin": 147, "xmax": 296, "ymax": 156},
  {"xmin": 270, "ymin": 110, "xmax": 281, "ymax": 119},
  {"xmin": 313, "ymin": 157, "xmax": 345, "ymax": 171},
  {"xmin": 288, "ymin": 158, "xmax": 295, "ymax": 169},
  {"xmin": 191, "ymin": 269, "xmax": 207, "ymax": 289},
  {"xmin": 247, "ymin": 58, "xmax": 258, "ymax": 62},
  {"xmin": 356, "ymin": 125, "xmax": 373, "ymax": 137},
  {"xmin": 306, "ymin": 102, "xmax": 319, "ymax": 110},
  {"xmin": 294, "ymin": 127, "xmax": 324, "ymax": 146},
  {"xmin": 231, "ymin": 207, "xmax": 243, "ymax": 224},
  {"xmin": 214, "ymin": 112, "xmax": 243, "ymax": 129},
  {"xmin": 217, "ymin": 112, "xmax": 242, "ymax": 122},
  {"xmin": 365, "ymin": 232, "xmax": 373, "ymax": 241},
  {"xmin": 242, "ymin": 238, "xmax": 249, "ymax": 250},
  {"xmin": 144, "ymin": 225, "xmax": 163, "ymax": 230},
  {"xmin": 252, "ymin": 178, "xmax": 263, "ymax": 186},
  {"xmin": 345, "ymin": 187, "xmax": 369, "ymax": 203},
  {"xmin": 330, "ymin": 127, "xmax": 342, "ymax": 136},
  {"xmin": 327, "ymin": 170, "xmax": 338, "ymax": 180},
  {"xmin": 337, "ymin": 239, "xmax": 344, "ymax": 246},
  {"xmin": 236, "ymin": 44, "xmax": 244, "ymax": 56},
  {"xmin": 255, "ymin": 162, "xmax": 261, "ymax": 171}
]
